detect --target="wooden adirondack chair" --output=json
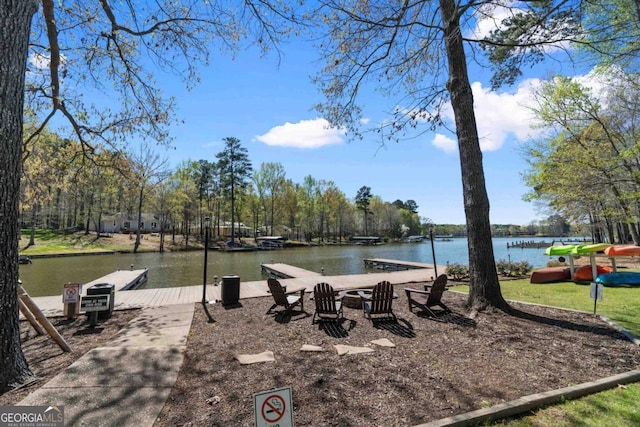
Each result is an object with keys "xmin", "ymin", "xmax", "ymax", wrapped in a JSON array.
[
  {"xmin": 312, "ymin": 282, "xmax": 343, "ymax": 324},
  {"xmin": 360, "ymin": 281, "xmax": 396, "ymax": 321},
  {"xmin": 404, "ymin": 274, "xmax": 450, "ymax": 317},
  {"xmin": 266, "ymin": 278, "xmax": 305, "ymax": 315}
]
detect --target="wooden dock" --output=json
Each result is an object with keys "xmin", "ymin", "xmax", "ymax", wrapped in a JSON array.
[
  {"xmin": 363, "ymin": 258, "xmax": 432, "ymax": 271},
  {"xmin": 261, "ymin": 263, "xmax": 323, "ymax": 278},
  {"xmin": 82, "ymin": 269, "xmax": 149, "ymax": 292},
  {"xmin": 28, "ymin": 262, "xmax": 438, "ymax": 317}
]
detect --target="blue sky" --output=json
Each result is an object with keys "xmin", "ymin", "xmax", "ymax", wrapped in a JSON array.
[
  {"xmin": 156, "ymin": 44, "xmax": 553, "ymax": 226},
  {"xmin": 40, "ymin": 4, "xmax": 594, "ymax": 226}
]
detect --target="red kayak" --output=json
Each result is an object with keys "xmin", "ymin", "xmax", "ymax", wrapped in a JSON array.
[
  {"xmin": 530, "ymin": 266, "xmax": 571, "ymax": 284},
  {"xmin": 604, "ymin": 245, "xmax": 640, "ymax": 256},
  {"xmin": 573, "ymin": 265, "xmax": 613, "ymax": 282}
]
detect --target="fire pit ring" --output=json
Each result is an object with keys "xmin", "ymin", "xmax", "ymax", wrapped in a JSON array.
[{"xmin": 339, "ymin": 290, "xmax": 372, "ymax": 309}]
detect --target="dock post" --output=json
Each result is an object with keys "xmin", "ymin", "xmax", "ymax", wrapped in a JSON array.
[
  {"xmin": 430, "ymin": 225, "xmax": 438, "ymax": 277},
  {"xmin": 202, "ymin": 216, "xmax": 210, "ymax": 303}
]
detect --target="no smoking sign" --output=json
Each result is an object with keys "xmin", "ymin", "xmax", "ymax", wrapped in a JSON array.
[
  {"xmin": 254, "ymin": 386, "xmax": 294, "ymax": 427},
  {"xmin": 62, "ymin": 282, "xmax": 82, "ymax": 304}
]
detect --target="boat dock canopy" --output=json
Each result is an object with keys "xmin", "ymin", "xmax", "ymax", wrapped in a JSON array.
[{"xmin": 255, "ymin": 236, "xmax": 285, "ymax": 248}]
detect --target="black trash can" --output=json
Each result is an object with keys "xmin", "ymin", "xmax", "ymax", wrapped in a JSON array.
[
  {"xmin": 221, "ymin": 275, "xmax": 240, "ymax": 306},
  {"xmin": 87, "ymin": 283, "xmax": 115, "ymax": 319}
]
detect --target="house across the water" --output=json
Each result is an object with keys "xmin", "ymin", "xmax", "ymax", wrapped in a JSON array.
[{"xmin": 94, "ymin": 213, "xmax": 163, "ymax": 234}]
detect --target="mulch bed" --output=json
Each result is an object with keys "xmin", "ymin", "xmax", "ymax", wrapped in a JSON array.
[{"xmin": 154, "ymin": 283, "xmax": 640, "ymax": 426}]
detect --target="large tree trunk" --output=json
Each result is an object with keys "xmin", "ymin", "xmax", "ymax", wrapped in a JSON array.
[
  {"xmin": 0, "ymin": 0, "xmax": 39, "ymax": 392},
  {"xmin": 439, "ymin": 0, "xmax": 509, "ymax": 313},
  {"xmin": 29, "ymin": 205, "xmax": 36, "ymax": 246}
]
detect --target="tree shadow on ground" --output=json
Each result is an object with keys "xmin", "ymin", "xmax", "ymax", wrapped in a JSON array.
[
  {"xmin": 507, "ymin": 306, "xmax": 627, "ymax": 339},
  {"xmin": 369, "ymin": 317, "xmax": 416, "ymax": 338}
]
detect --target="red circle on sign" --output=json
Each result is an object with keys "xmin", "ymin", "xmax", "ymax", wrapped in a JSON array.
[
  {"xmin": 66, "ymin": 288, "xmax": 76, "ymax": 296},
  {"xmin": 261, "ymin": 394, "xmax": 285, "ymax": 423}
]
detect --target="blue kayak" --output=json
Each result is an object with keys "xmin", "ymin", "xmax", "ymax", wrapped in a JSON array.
[{"xmin": 595, "ymin": 272, "xmax": 640, "ymax": 287}]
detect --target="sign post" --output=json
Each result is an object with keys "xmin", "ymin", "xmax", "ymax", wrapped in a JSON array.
[
  {"xmin": 81, "ymin": 294, "xmax": 110, "ymax": 326},
  {"xmin": 254, "ymin": 386, "xmax": 294, "ymax": 427},
  {"xmin": 590, "ymin": 282, "xmax": 603, "ymax": 315},
  {"xmin": 62, "ymin": 282, "xmax": 82, "ymax": 319}
]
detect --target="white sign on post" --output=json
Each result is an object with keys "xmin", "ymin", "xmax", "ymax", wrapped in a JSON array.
[
  {"xmin": 590, "ymin": 282, "xmax": 603, "ymax": 301},
  {"xmin": 590, "ymin": 281, "xmax": 604, "ymax": 315},
  {"xmin": 254, "ymin": 386, "xmax": 294, "ymax": 427},
  {"xmin": 62, "ymin": 283, "xmax": 82, "ymax": 304}
]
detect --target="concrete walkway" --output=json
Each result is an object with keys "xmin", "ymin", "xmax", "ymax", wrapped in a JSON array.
[{"xmin": 19, "ymin": 303, "xmax": 194, "ymax": 426}]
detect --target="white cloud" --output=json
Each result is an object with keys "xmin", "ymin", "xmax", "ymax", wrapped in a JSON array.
[
  {"xmin": 573, "ymin": 66, "xmax": 629, "ymax": 105},
  {"xmin": 470, "ymin": 2, "xmax": 516, "ymax": 40},
  {"xmin": 432, "ymin": 66, "xmax": 631, "ymax": 154},
  {"xmin": 438, "ymin": 78, "xmax": 542, "ymax": 152},
  {"xmin": 28, "ymin": 52, "xmax": 67, "ymax": 71},
  {"xmin": 254, "ymin": 118, "xmax": 345, "ymax": 149},
  {"xmin": 432, "ymin": 134, "xmax": 458, "ymax": 153},
  {"xmin": 470, "ymin": 2, "xmax": 570, "ymax": 53},
  {"xmin": 29, "ymin": 52, "xmax": 51, "ymax": 70}
]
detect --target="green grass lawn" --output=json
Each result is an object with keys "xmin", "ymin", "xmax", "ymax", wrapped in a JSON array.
[
  {"xmin": 18, "ymin": 230, "xmax": 159, "ymax": 254},
  {"xmin": 493, "ymin": 382, "xmax": 640, "ymax": 427},
  {"xmin": 454, "ymin": 278, "xmax": 640, "ymax": 427}
]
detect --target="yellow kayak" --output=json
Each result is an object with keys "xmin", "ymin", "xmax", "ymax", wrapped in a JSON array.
[{"xmin": 570, "ymin": 243, "xmax": 611, "ymax": 255}]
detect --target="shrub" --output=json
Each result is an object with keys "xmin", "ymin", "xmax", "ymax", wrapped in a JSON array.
[
  {"xmin": 496, "ymin": 259, "xmax": 533, "ymax": 277},
  {"xmin": 445, "ymin": 263, "xmax": 469, "ymax": 280}
]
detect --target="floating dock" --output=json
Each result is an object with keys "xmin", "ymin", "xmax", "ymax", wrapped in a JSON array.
[
  {"xmin": 507, "ymin": 241, "xmax": 551, "ymax": 249},
  {"xmin": 363, "ymin": 258, "xmax": 431, "ymax": 271},
  {"xmin": 83, "ymin": 268, "xmax": 149, "ymax": 292},
  {"xmin": 261, "ymin": 263, "xmax": 323, "ymax": 279}
]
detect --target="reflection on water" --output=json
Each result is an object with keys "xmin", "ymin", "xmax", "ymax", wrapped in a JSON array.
[{"xmin": 19, "ymin": 236, "xmax": 561, "ymax": 297}]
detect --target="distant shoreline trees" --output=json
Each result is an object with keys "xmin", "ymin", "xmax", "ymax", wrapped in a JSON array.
[{"xmin": 18, "ymin": 128, "xmax": 579, "ymax": 242}]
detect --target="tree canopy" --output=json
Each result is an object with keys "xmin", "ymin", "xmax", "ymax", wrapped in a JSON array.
[
  {"xmin": 1, "ymin": 0, "xmax": 299, "ymax": 393},
  {"xmin": 523, "ymin": 69, "xmax": 640, "ymax": 244}
]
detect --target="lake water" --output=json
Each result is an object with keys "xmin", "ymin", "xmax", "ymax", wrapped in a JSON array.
[{"xmin": 19, "ymin": 236, "xmax": 569, "ymax": 297}]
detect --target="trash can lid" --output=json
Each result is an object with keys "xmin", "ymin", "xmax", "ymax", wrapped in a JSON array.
[{"xmin": 222, "ymin": 275, "xmax": 240, "ymax": 278}]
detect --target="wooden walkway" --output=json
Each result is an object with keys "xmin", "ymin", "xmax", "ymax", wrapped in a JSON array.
[{"xmin": 28, "ymin": 263, "xmax": 437, "ymax": 317}]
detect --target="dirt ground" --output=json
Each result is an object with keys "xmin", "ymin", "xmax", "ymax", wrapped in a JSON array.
[
  {"xmin": 154, "ymin": 285, "xmax": 640, "ymax": 427},
  {"xmin": 2, "ymin": 281, "xmax": 639, "ymax": 426}
]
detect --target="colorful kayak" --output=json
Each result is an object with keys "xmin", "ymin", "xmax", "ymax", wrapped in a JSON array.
[
  {"xmin": 530, "ymin": 267, "xmax": 571, "ymax": 284},
  {"xmin": 595, "ymin": 272, "xmax": 640, "ymax": 287},
  {"xmin": 544, "ymin": 245, "xmax": 578, "ymax": 256},
  {"xmin": 570, "ymin": 243, "xmax": 612, "ymax": 255},
  {"xmin": 604, "ymin": 245, "xmax": 640, "ymax": 257},
  {"xmin": 573, "ymin": 264, "xmax": 613, "ymax": 282}
]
